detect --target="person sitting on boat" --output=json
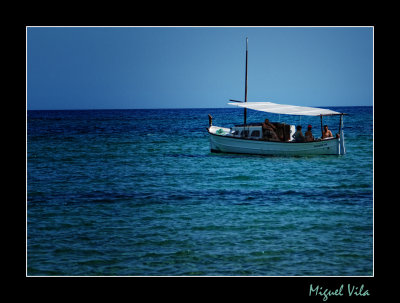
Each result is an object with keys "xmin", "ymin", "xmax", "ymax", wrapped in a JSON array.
[
  {"xmin": 292, "ymin": 125, "xmax": 305, "ymax": 142},
  {"xmin": 322, "ymin": 125, "xmax": 333, "ymax": 139},
  {"xmin": 262, "ymin": 118, "xmax": 279, "ymax": 141},
  {"xmin": 304, "ymin": 125, "xmax": 314, "ymax": 142}
]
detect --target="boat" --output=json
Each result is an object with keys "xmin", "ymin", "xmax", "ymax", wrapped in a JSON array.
[{"xmin": 207, "ymin": 38, "xmax": 347, "ymax": 156}]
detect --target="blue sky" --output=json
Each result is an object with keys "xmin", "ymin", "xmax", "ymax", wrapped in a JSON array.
[{"xmin": 27, "ymin": 26, "xmax": 373, "ymax": 110}]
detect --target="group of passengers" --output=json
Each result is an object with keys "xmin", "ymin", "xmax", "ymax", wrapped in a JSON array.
[{"xmin": 262, "ymin": 118, "xmax": 334, "ymax": 142}]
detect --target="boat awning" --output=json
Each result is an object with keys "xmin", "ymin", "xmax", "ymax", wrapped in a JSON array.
[{"xmin": 227, "ymin": 101, "xmax": 344, "ymax": 116}]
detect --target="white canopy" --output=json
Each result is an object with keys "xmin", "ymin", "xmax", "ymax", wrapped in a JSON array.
[{"xmin": 228, "ymin": 101, "xmax": 343, "ymax": 116}]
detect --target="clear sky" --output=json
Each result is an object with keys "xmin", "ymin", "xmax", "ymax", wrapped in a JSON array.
[{"xmin": 27, "ymin": 26, "xmax": 373, "ymax": 110}]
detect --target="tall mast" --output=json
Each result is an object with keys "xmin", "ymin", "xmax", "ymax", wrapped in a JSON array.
[{"xmin": 244, "ymin": 37, "xmax": 248, "ymax": 126}]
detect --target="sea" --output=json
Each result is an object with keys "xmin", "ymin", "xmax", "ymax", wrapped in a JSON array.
[{"xmin": 27, "ymin": 106, "xmax": 373, "ymax": 276}]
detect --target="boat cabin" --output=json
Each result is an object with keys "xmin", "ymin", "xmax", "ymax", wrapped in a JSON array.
[{"xmin": 230, "ymin": 122, "xmax": 296, "ymax": 141}]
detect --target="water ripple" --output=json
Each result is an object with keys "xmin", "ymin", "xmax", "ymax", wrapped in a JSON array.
[{"xmin": 27, "ymin": 108, "xmax": 373, "ymax": 276}]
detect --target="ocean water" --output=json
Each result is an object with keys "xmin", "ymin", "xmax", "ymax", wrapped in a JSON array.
[{"xmin": 27, "ymin": 106, "xmax": 373, "ymax": 276}]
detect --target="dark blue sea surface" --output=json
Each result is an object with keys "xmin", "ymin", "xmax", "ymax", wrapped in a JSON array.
[{"xmin": 27, "ymin": 106, "xmax": 373, "ymax": 276}]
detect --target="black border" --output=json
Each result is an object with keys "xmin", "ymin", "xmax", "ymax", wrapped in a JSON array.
[{"xmin": 20, "ymin": 6, "xmax": 380, "ymax": 301}]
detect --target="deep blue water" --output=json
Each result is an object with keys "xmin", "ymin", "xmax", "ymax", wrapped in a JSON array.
[{"xmin": 27, "ymin": 106, "xmax": 373, "ymax": 276}]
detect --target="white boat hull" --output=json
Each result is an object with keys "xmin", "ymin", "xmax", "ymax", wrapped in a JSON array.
[{"xmin": 208, "ymin": 127, "xmax": 345, "ymax": 156}]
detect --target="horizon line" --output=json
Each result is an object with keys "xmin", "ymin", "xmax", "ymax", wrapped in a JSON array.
[{"xmin": 27, "ymin": 105, "xmax": 372, "ymax": 111}]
